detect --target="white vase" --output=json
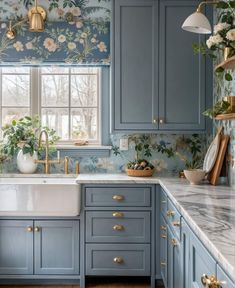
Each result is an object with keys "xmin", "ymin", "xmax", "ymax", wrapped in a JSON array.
[{"xmin": 17, "ymin": 150, "xmax": 38, "ymax": 174}]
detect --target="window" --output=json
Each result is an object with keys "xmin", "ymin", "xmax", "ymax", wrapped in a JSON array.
[{"xmin": 0, "ymin": 67, "xmax": 101, "ymax": 144}]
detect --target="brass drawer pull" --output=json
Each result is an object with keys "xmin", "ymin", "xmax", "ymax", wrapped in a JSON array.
[
  {"xmin": 160, "ymin": 262, "xmax": 166, "ymax": 266},
  {"xmin": 113, "ymin": 224, "xmax": 124, "ymax": 231},
  {"xmin": 113, "ymin": 257, "xmax": 124, "ymax": 264},
  {"xmin": 161, "ymin": 200, "xmax": 167, "ymax": 204},
  {"xmin": 201, "ymin": 274, "xmax": 220, "ymax": 287},
  {"xmin": 153, "ymin": 118, "xmax": 158, "ymax": 124},
  {"xmin": 112, "ymin": 195, "xmax": 125, "ymax": 201},
  {"xmin": 160, "ymin": 225, "xmax": 167, "ymax": 231},
  {"xmin": 171, "ymin": 238, "xmax": 178, "ymax": 247},
  {"xmin": 27, "ymin": 226, "xmax": 33, "ymax": 232},
  {"xmin": 112, "ymin": 212, "xmax": 124, "ymax": 218},
  {"xmin": 167, "ymin": 210, "xmax": 175, "ymax": 217},
  {"xmin": 34, "ymin": 227, "xmax": 40, "ymax": 232},
  {"xmin": 161, "ymin": 234, "xmax": 167, "ymax": 239},
  {"xmin": 172, "ymin": 221, "xmax": 180, "ymax": 227}
]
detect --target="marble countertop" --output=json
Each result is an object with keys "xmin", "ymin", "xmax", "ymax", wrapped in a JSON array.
[{"xmin": 76, "ymin": 173, "xmax": 235, "ymax": 281}]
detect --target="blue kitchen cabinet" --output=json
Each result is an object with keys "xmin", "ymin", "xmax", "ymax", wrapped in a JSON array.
[
  {"xmin": 113, "ymin": 0, "xmax": 212, "ymax": 132},
  {"xmin": 160, "ymin": 214, "xmax": 167, "ymax": 287},
  {"xmin": 217, "ymin": 265, "xmax": 235, "ymax": 288},
  {"xmin": 34, "ymin": 220, "xmax": 79, "ymax": 275},
  {"xmin": 0, "ymin": 220, "xmax": 33, "ymax": 275},
  {"xmin": 112, "ymin": 0, "xmax": 158, "ymax": 131},
  {"xmin": 189, "ymin": 228, "xmax": 217, "ymax": 287}
]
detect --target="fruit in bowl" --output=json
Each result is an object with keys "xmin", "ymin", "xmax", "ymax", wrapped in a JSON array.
[{"xmin": 126, "ymin": 159, "xmax": 155, "ymax": 177}]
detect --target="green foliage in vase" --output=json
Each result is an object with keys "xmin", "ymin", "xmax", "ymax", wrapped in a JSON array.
[
  {"xmin": 203, "ymin": 100, "xmax": 231, "ymax": 119},
  {"xmin": 1, "ymin": 115, "xmax": 60, "ymax": 157}
]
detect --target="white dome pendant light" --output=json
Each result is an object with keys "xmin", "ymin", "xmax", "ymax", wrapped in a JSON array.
[{"xmin": 182, "ymin": 1, "xmax": 219, "ymax": 34}]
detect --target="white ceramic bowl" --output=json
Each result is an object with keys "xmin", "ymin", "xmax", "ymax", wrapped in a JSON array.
[{"xmin": 184, "ymin": 169, "xmax": 206, "ymax": 185}]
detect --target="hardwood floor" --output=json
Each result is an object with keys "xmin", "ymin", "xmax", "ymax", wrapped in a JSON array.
[{"xmin": 0, "ymin": 278, "xmax": 164, "ymax": 288}]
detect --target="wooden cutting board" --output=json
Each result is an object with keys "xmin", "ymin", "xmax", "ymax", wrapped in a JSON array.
[{"xmin": 208, "ymin": 135, "xmax": 230, "ymax": 186}]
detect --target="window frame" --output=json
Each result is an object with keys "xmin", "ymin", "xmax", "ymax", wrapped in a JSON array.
[{"xmin": 0, "ymin": 66, "xmax": 104, "ymax": 146}]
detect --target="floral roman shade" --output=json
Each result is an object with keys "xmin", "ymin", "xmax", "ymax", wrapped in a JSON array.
[{"xmin": 0, "ymin": 0, "xmax": 110, "ymax": 65}]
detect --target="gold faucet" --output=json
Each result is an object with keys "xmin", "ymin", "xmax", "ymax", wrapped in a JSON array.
[{"xmin": 35, "ymin": 129, "xmax": 60, "ymax": 174}]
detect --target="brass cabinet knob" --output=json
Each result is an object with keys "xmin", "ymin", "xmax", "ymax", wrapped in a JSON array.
[
  {"xmin": 34, "ymin": 227, "xmax": 40, "ymax": 232},
  {"xmin": 27, "ymin": 226, "xmax": 33, "ymax": 232},
  {"xmin": 112, "ymin": 195, "xmax": 125, "ymax": 201},
  {"xmin": 113, "ymin": 257, "xmax": 124, "ymax": 264},
  {"xmin": 161, "ymin": 234, "xmax": 167, "ymax": 239},
  {"xmin": 201, "ymin": 274, "xmax": 220, "ymax": 288},
  {"xmin": 171, "ymin": 238, "xmax": 178, "ymax": 247},
  {"xmin": 160, "ymin": 225, "xmax": 167, "ymax": 231},
  {"xmin": 167, "ymin": 210, "xmax": 175, "ymax": 217},
  {"xmin": 160, "ymin": 262, "xmax": 166, "ymax": 266},
  {"xmin": 159, "ymin": 118, "xmax": 164, "ymax": 124},
  {"xmin": 172, "ymin": 221, "xmax": 180, "ymax": 227},
  {"xmin": 153, "ymin": 118, "xmax": 158, "ymax": 124},
  {"xmin": 113, "ymin": 224, "xmax": 124, "ymax": 231},
  {"xmin": 112, "ymin": 212, "xmax": 124, "ymax": 218}
]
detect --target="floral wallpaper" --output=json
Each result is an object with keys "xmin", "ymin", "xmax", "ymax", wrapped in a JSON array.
[
  {"xmin": 0, "ymin": 0, "xmax": 110, "ymax": 65},
  {"xmin": 2, "ymin": 133, "xmax": 208, "ymax": 176}
]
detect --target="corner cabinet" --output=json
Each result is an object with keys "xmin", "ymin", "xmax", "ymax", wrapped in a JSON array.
[{"xmin": 112, "ymin": 0, "xmax": 211, "ymax": 132}]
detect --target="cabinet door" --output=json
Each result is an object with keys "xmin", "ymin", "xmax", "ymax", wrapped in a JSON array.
[
  {"xmin": 160, "ymin": 214, "xmax": 167, "ymax": 287},
  {"xmin": 181, "ymin": 219, "xmax": 190, "ymax": 288},
  {"xmin": 0, "ymin": 220, "xmax": 33, "ymax": 275},
  {"xmin": 167, "ymin": 227, "xmax": 183, "ymax": 288},
  {"xmin": 217, "ymin": 265, "xmax": 235, "ymax": 288},
  {"xmin": 159, "ymin": 0, "xmax": 208, "ymax": 131},
  {"xmin": 34, "ymin": 220, "xmax": 79, "ymax": 275},
  {"xmin": 189, "ymin": 232, "xmax": 216, "ymax": 288},
  {"xmin": 113, "ymin": 0, "xmax": 158, "ymax": 131}
]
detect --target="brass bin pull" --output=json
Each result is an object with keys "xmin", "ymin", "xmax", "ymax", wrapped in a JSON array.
[
  {"xmin": 160, "ymin": 262, "xmax": 166, "ymax": 266},
  {"xmin": 172, "ymin": 221, "xmax": 180, "ymax": 227},
  {"xmin": 34, "ymin": 227, "xmax": 40, "ymax": 232},
  {"xmin": 112, "ymin": 195, "xmax": 125, "ymax": 201},
  {"xmin": 113, "ymin": 224, "xmax": 124, "ymax": 231},
  {"xmin": 27, "ymin": 226, "xmax": 33, "ymax": 232},
  {"xmin": 112, "ymin": 212, "xmax": 124, "ymax": 218},
  {"xmin": 161, "ymin": 234, "xmax": 167, "ymax": 239},
  {"xmin": 167, "ymin": 210, "xmax": 175, "ymax": 217},
  {"xmin": 113, "ymin": 257, "xmax": 124, "ymax": 264},
  {"xmin": 201, "ymin": 274, "xmax": 220, "ymax": 288},
  {"xmin": 160, "ymin": 225, "xmax": 167, "ymax": 231},
  {"xmin": 171, "ymin": 238, "xmax": 178, "ymax": 247}
]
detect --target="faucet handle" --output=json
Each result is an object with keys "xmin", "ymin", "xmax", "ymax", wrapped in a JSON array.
[
  {"xmin": 64, "ymin": 156, "xmax": 69, "ymax": 174},
  {"xmin": 75, "ymin": 161, "xmax": 80, "ymax": 174}
]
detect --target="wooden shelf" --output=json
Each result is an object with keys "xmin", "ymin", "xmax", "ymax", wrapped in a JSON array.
[
  {"xmin": 215, "ymin": 113, "xmax": 235, "ymax": 120},
  {"xmin": 215, "ymin": 55, "xmax": 235, "ymax": 71}
]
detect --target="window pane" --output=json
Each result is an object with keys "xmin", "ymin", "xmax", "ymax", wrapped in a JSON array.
[
  {"xmin": 41, "ymin": 67, "xmax": 69, "ymax": 74},
  {"xmin": 2, "ymin": 67, "xmax": 30, "ymax": 74},
  {"xmin": 71, "ymin": 108, "xmax": 97, "ymax": 140},
  {"xmin": 71, "ymin": 75, "xmax": 98, "ymax": 107},
  {"xmin": 42, "ymin": 108, "xmax": 69, "ymax": 140},
  {"xmin": 2, "ymin": 75, "xmax": 30, "ymax": 106},
  {"xmin": 41, "ymin": 75, "xmax": 69, "ymax": 107},
  {"xmin": 2, "ymin": 108, "xmax": 30, "ymax": 126},
  {"xmin": 71, "ymin": 67, "xmax": 99, "ymax": 74}
]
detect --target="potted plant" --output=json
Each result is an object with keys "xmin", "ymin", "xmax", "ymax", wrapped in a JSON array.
[
  {"xmin": 1, "ymin": 115, "xmax": 59, "ymax": 173},
  {"xmin": 112, "ymin": 134, "xmax": 174, "ymax": 177}
]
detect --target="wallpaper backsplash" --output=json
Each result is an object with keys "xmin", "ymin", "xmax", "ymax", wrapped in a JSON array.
[
  {"xmin": 0, "ymin": 0, "xmax": 110, "ymax": 64},
  {"xmin": 2, "ymin": 133, "xmax": 208, "ymax": 176}
]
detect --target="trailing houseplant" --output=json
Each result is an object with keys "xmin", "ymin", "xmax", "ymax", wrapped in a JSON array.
[{"xmin": 1, "ymin": 115, "xmax": 59, "ymax": 173}]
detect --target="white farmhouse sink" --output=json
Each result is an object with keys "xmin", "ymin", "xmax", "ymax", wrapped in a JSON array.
[{"xmin": 0, "ymin": 177, "xmax": 80, "ymax": 216}]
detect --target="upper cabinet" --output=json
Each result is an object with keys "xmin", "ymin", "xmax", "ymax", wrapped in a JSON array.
[
  {"xmin": 113, "ymin": 0, "xmax": 158, "ymax": 131},
  {"xmin": 112, "ymin": 0, "xmax": 212, "ymax": 132}
]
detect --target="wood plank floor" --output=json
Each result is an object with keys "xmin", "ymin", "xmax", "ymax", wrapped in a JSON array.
[{"xmin": 0, "ymin": 279, "xmax": 164, "ymax": 288}]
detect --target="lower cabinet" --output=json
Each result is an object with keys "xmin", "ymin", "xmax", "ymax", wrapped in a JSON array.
[
  {"xmin": 160, "ymin": 215, "xmax": 167, "ymax": 286},
  {"xmin": 0, "ymin": 219, "xmax": 79, "ymax": 276}
]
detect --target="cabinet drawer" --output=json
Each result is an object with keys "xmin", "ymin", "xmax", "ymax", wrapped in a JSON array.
[
  {"xmin": 160, "ymin": 189, "xmax": 167, "ymax": 217},
  {"xmin": 86, "ymin": 244, "xmax": 150, "ymax": 276},
  {"xmin": 166, "ymin": 200, "xmax": 181, "ymax": 240},
  {"xmin": 85, "ymin": 186, "xmax": 151, "ymax": 207},
  {"xmin": 86, "ymin": 211, "xmax": 150, "ymax": 243}
]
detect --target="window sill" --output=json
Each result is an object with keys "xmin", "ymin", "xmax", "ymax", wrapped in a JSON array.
[{"xmin": 56, "ymin": 145, "xmax": 112, "ymax": 158}]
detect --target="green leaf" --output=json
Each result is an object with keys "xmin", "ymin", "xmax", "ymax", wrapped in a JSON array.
[
  {"xmin": 225, "ymin": 73, "xmax": 233, "ymax": 81},
  {"xmin": 229, "ymin": 0, "xmax": 235, "ymax": 8},
  {"xmin": 215, "ymin": 67, "xmax": 224, "ymax": 73},
  {"xmin": 217, "ymin": 1, "xmax": 229, "ymax": 9}
]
